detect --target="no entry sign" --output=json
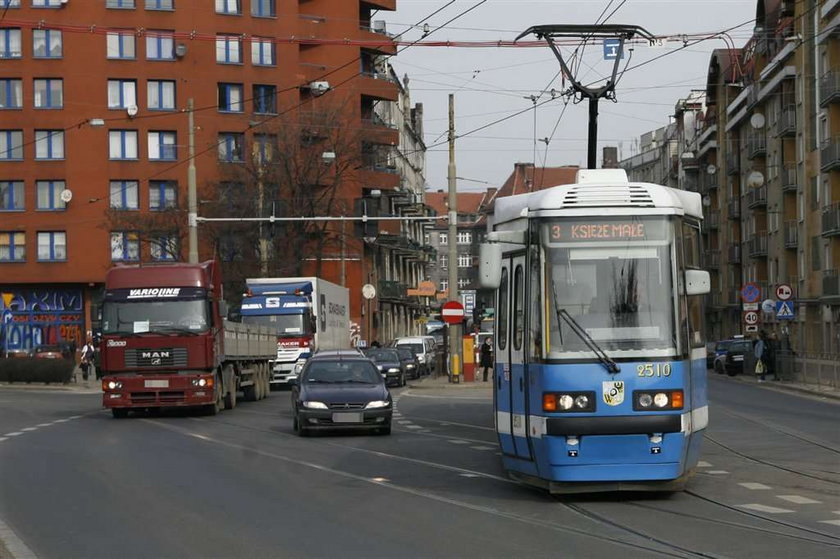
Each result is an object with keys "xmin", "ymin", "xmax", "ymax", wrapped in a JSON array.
[{"xmin": 441, "ymin": 300, "xmax": 465, "ymax": 324}]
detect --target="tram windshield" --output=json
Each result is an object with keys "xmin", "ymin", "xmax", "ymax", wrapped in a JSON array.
[{"xmin": 542, "ymin": 216, "xmax": 677, "ymax": 359}]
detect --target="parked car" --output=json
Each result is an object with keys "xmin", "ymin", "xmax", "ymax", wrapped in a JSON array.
[
  {"xmin": 720, "ymin": 339, "xmax": 754, "ymax": 376},
  {"xmin": 30, "ymin": 344, "xmax": 70, "ymax": 360},
  {"xmin": 363, "ymin": 348, "xmax": 406, "ymax": 387},
  {"xmin": 711, "ymin": 337, "xmax": 742, "ymax": 374},
  {"xmin": 394, "ymin": 346, "xmax": 421, "ymax": 379},
  {"xmin": 291, "ymin": 352, "xmax": 392, "ymax": 436},
  {"xmin": 392, "ymin": 336, "xmax": 436, "ymax": 375}
]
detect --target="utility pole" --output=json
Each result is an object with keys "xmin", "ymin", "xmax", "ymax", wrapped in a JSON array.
[
  {"xmin": 447, "ymin": 94, "xmax": 461, "ymax": 382},
  {"xmin": 187, "ymin": 98, "xmax": 198, "ymax": 264}
]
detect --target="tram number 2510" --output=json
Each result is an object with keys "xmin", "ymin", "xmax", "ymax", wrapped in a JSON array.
[{"xmin": 637, "ymin": 363, "xmax": 672, "ymax": 377}]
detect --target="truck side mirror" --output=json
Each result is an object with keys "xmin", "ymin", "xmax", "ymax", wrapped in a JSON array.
[{"xmin": 479, "ymin": 243, "xmax": 502, "ymax": 289}]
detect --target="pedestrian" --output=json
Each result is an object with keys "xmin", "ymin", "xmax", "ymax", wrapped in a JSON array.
[
  {"xmin": 765, "ymin": 331, "xmax": 777, "ymax": 380},
  {"xmin": 80, "ymin": 339, "xmax": 96, "ymax": 381},
  {"xmin": 480, "ymin": 338, "xmax": 493, "ymax": 382},
  {"xmin": 754, "ymin": 331, "xmax": 767, "ymax": 382}
]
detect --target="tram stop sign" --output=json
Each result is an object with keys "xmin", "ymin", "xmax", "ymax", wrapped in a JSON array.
[{"xmin": 441, "ymin": 300, "xmax": 465, "ymax": 325}]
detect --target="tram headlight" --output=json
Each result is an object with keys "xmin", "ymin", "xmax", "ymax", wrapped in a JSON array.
[
  {"xmin": 543, "ymin": 392, "xmax": 595, "ymax": 412},
  {"xmin": 654, "ymin": 393, "xmax": 669, "ymax": 408},
  {"xmin": 573, "ymin": 395, "xmax": 589, "ymax": 409},
  {"xmin": 633, "ymin": 390, "xmax": 684, "ymax": 411},
  {"xmin": 558, "ymin": 395, "xmax": 574, "ymax": 410},
  {"xmin": 638, "ymin": 393, "xmax": 653, "ymax": 408}
]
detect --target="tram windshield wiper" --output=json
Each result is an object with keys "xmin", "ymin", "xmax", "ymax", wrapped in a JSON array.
[{"xmin": 550, "ymin": 280, "xmax": 620, "ymax": 374}]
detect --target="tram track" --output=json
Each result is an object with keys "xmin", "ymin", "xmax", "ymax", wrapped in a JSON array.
[{"xmin": 713, "ymin": 405, "xmax": 840, "ymax": 456}]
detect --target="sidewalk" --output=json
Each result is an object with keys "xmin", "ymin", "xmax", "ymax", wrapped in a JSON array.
[
  {"xmin": 407, "ymin": 372, "xmax": 493, "ymax": 390},
  {"xmin": 0, "ymin": 366, "xmax": 101, "ymax": 393}
]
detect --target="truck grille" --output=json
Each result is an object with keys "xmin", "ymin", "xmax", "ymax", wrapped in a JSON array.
[{"xmin": 125, "ymin": 347, "xmax": 188, "ymax": 368}]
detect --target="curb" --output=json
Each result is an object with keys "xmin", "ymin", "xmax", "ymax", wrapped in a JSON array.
[
  {"xmin": 716, "ymin": 373, "xmax": 840, "ymax": 401},
  {"xmin": 407, "ymin": 377, "xmax": 493, "ymax": 390}
]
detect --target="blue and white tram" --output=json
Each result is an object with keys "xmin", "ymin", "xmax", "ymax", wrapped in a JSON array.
[{"xmin": 480, "ymin": 169, "xmax": 711, "ymax": 493}]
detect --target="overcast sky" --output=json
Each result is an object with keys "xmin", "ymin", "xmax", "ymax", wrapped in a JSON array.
[{"xmin": 380, "ymin": 0, "xmax": 757, "ymax": 191}]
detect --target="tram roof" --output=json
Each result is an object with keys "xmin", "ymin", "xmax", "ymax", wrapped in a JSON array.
[{"xmin": 492, "ymin": 169, "xmax": 703, "ymax": 226}]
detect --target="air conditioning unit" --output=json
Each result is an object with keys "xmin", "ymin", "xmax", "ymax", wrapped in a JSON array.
[
  {"xmin": 174, "ymin": 43, "xmax": 188, "ymax": 58},
  {"xmin": 126, "ymin": 105, "xmax": 138, "ymax": 118},
  {"xmin": 372, "ymin": 20, "xmax": 387, "ymax": 34},
  {"xmin": 308, "ymin": 81, "xmax": 330, "ymax": 96}
]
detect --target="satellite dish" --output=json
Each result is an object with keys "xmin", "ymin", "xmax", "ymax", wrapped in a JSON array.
[
  {"xmin": 60, "ymin": 189, "xmax": 73, "ymax": 203},
  {"xmin": 702, "ymin": 195, "xmax": 711, "ymax": 207},
  {"xmin": 747, "ymin": 171, "xmax": 765, "ymax": 188},
  {"xmin": 126, "ymin": 105, "xmax": 138, "ymax": 117},
  {"xmin": 750, "ymin": 113, "xmax": 766, "ymax": 129},
  {"xmin": 706, "ymin": 164, "xmax": 717, "ymax": 175},
  {"xmin": 362, "ymin": 284, "xmax": 376, "ymax": 300}
]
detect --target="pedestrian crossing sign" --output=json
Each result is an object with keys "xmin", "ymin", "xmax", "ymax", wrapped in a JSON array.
[{"xmin": 775, "ymin": 300, "xmax": 794, "ymax": 320}]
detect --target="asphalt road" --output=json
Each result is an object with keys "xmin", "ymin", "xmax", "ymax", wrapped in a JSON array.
[{"xmin": 0, "ymin": 376, "xmax": 838, "ymax": 559}]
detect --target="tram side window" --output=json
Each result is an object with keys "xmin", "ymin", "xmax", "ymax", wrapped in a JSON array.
[
  {"xmin": 528, "ymin": 247, "xmax": 542, "ymax": 361},
  {"xmin": 513, "ymin": 264, "xmax": 524, "ymax": 351},
  {"xmin": 497, "ymin": 268, "xmax": 509, "ymax": 351},
  {"xmin": 682, "ymin": 221, "xmax": 705, "ymax": 349}
]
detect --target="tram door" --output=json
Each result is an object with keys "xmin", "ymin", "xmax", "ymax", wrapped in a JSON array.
[{"xmin": 496, "ymin": 253, "xmax": 532, "ymax": 460}]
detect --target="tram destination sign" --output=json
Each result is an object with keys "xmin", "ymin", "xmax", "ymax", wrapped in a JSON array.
[{"xmin": 546, "ymin": 218, "xmax": 668, "ymax": 242}]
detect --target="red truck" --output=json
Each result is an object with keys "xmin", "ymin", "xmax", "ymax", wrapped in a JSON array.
[{"xmin": 99, "ymin": 261, "xmax": 275, "ymax": 418}]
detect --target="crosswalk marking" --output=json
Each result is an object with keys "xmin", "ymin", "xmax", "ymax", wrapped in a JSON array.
[
  {"xmin": 738, "ymin": 504, "xmax": 795, "ymax": 514},
  {"xmin": 777, "ymin": 495, "xmax": 821, "ymax": 505},
  {"xmin": 739, "ymin": 482, "xmax": 771, "ymax": 490},
  {"xmin": 819, "ymin": 519, "xmax": 840, "ymax": 526}
]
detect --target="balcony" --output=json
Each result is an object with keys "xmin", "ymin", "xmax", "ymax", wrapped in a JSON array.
[
  {"xmin": 706, "ymin": 172, "xmax": 719, "ymax": 190},
  {"xmin": 821, "ymin": 137, "xmax": 840, "ymax": 172},
  {"xmin": 705, "ymin": 249, "xmax": 720, "ymax": 269},
  {"xmin": 746, "ymin": 185, "xmax": 767, "ymax": 209},
  {"xmin": 727, "ymin": 198, "xmax": 741, "ymax": 220},
  {"xmin": 822, "ymin": 202, "xmax": 840, "ymax": 237},
  {"xmin": 358, "ymin": 21, "xmax": 397, "ymax": 55},
  {"xmin": 781, "ymin": 164, "xmax": 798, "ymax": 193},
  {"xmin": 746, "ymin": 133, "xmax": 767, "ymax": 159},
  {"xmin": 748, "ymin": 232, "xmax": 768, "ymax": 257},
  {"xmin": 357, "ymin": 64, "xmax": 399, "ymax": 102},
  {"xmin": 824, "ymin": 269, "xmax": 840, "ymax": 298},
  {"xmin": 378, "ymin": 279, "xmax": 407, "ymax": 301},
  {"xmin": 784, "ymin": 220, "xmax": 798, "ymax": 248},
  {"xmin": 361, "ymin": 114, "xmax": 399, "ymax": 145},
  {"xmin": 819, "ymin": 71, "xmax": 840, "ymax": 107},
  {"xmin": 776, "ymin": 105, "xmax": 796, "ymax": 137},
  {"xmin": 704, "ymin": 209, "xmax": 720, "ymax": 231},
  {"xmin": 726, "ymin": 152, "xmax": 740, "ymax": 175},
  {"xmin": 728, "ymin": 243, "xmax": 741, "ymax": 264}
]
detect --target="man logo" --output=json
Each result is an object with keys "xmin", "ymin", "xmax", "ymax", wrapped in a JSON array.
[
  {"xmin": 602, "ymin": 381, "xmax": 625, "ymax": 406},
  {"xmin": 141, "ymin": 351, "xmax": 171, "ymax": 359}
]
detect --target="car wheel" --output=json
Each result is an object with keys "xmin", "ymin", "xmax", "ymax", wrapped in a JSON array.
[
  {"xmin": 295, "ymin": 411, "xmax": 309, "ymax": 437},
  {"xmin": 726, "ymin": 366, "xmax": 738, "ymax": 377},
  {"xmin": 714, "ymin": 361, "xmax": 724, "ymax": 375}
]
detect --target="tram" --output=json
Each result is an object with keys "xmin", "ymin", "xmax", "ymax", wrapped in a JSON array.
[{"xmin": 480, "ymin": 169, "xmax": 710, "ymax": 493}]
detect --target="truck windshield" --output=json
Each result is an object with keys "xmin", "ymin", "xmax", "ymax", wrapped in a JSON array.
[
  {"xmin": 542, "ymin": 216, "xmax": 677, "ymax": 359},
  {"xmin": 102, "ymin": 300, "xmax": 210, "ymax": 334},
  {"xmin": 242, "ymin": 313, "xmax": 310, "ymax": 337}
]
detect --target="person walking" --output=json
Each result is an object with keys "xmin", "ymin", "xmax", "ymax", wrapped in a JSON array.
[
  {"xmin": 480, "ymin": 338, "xmax": 493, "ymax": 382},
  {"xmin": 754, "ymin": 331, "xmax": 767, "ymax": 382},
  {"xmin": 80, "ymin": 339, "xmax": 96, "ymax": 381}
]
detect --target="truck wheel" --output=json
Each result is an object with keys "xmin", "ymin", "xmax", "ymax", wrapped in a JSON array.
[
  {"xmin": 205, "ymin": 378, "xmax": 223, "ymax": 415},
  {"xmin": 111, "ymin": 408, "xmax": 129, "ymax": 419}
]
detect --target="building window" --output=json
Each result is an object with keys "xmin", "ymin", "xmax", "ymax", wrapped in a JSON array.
[
  {"xmin": 1, "ymin": 1, "xmax": 20, "ymax": 8},
  {"xmin": 0, "ymin": 79, "xmax": 22, "ymax": 109},
  {"xmin": 33, "ymin": 78, "xmax": 62, "ymax": 109},
  {"xmin": 106, "ymin": 0, "xmax": 135, "ymax": 8},
  {"xmin": 457, "ymin": 254, "xmax": 471, "ymax": 268},
  {"xmin": 146, "ymin": 31, "xmax": 174, "ymax": 60},
  {"xmin": 109, "ymin": 130, "xmax": 139, "ymax": 160},
  {"xmin": 216, "ymin": 35, "xmax": 242, "ymax": 64},
  {"xmin": 34, "ymin": 130, "xmax": 64, "ymax": 159},
  {"xmin": 215, "ymin": 0, "xmax": 240, "ymax": 15},
  {"xmin": 458, "ymin": 278, "xmax": 470, "ymax": 289},
  {"xmin": 439, "ymin": 255, "xmax": 448, "ymax": 269},
  {"xmin": 252, "ymin": 84, "xmax": 276, "ymax": 114},
  {"xmin": 0, "ymin": 180, "xmax": 24, "ymax": 211},
  {"xmin": 218, "ymin": 132, "xmax": 243, "ymax": 162},
  {"xmin": 33, "ymin": 0, "xmax": 63, "ymax": 6},
  {"xmin": 145, "ymin": 0, "xmax": 173, "ymax": 9},
  {"xmin": 37, "ymin": 231, "xmax": 66, "ymax": 262},
  {"xmin": 36, "ymin": 180, "xmax": 65, "ymax": 210},
  {"xmin": 150, "ymin": 234, "xmax": 178, "ymax": 261},
  {"xmin": 147, "ymin": 79, "xmax": 175, "ymax": 110},
  {"xmin": 0, "ymin": 29, "xmax": 22, "ymax": 59},
  {"xmin": 439, "ymin": 232, "xmax": 448, "ymax": 245},
  {"xmin": 32, "ymin": 29, "xmax": 61, "ymax": 58},
  {"xmin": 109, "ymin": 180, "xmax": 139, "ymax": 210},
  {"xmin": 251, "ymin": 0, "xmax": 274, "ymax": 17},
  {"xmin": 106, "ymin": 31, "xmax": 135, "ymax": 59},
  {"xmin": 149, "ymin": 180, "xmax": 177, "ymax": 210},
  {"xmin": 253, "ymin": 134, "xmax": 275, "ymax": 165},
  {"xmin": 148, "ymin": 131, "xmax": 177, "ymax": 160},
  {"xmin": 251, "ymin": 37, "xmax": 275, "ymax": 65},
  {"xmin": 108, "ymin": 79, "xmax": 136, "ymax": 109},
  {"xmin": 440, "ymin": 279, "xmax": 448, "ymax": 292},
  {"xmin": 0, "ymin": 130, "xmax": 23, "ymax": 160},
  {"xmin": 0, "ymin": 231, "xmax": 25, "ymax": 262},
  {"xmin": 110, "ymin": 231, "xmax": 139, "ymax": 261},
  {"xmin": 217, "ymin": 83, "xmax": 243, "ymax": 112},
  {"xmin": 457, "ymin": 231, "xmax": 472, "ymax": 244}
]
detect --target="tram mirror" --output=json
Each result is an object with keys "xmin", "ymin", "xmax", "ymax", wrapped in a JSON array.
[
  {"xmin": 684, "ymin": 270, "xmax": 710, "ymax": 296},
  {"xmin": 479, "ymin": 243, "xmax": 502, "ymax": 289}
]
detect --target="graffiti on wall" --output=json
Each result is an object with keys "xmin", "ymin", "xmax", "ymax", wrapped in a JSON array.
[{"xmin": 1, "ymin": 289, "xmax": 84, "ymax": 352}]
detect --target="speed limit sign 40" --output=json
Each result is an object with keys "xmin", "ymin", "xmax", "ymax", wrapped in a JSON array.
[{"xmin": 743, "ymin": 310, "xmax": 759, "ymax": 325}]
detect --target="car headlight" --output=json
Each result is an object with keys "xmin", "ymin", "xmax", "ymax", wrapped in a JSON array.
[
  {"xmin": 406, "ymin": 363, "xmax": 415, "ymax": 368},
  {"xmin": 387, "ymin": 368, "xmax": 400, "ymax": 373},
  {"xmin": 293, "ymin": 360, "xmax": 307, "ymax": 374},
  {"xmin": 365, "ymin": 400, "xmax": 390, "ymax": 409},
  {"xmin": 303, "ymin": 401, "xmax": 328, "ymax": 409}
]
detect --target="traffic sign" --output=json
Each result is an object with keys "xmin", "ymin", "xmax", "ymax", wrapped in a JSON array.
[
  {"xmin": 603, "ymin": 39, "xmax": 623, "ymax": 60},
  {"xmin": 741, "ymin": 282, "xmax": 761, "ymax": 303},
  {"xmin": 743, "ymin": 310, "xmax": 759, "ymax": 325},
  {"xmin": 761, "ymin": 299, "xmax": 775, "ymax": 314},
  {"xmin": 745, "ymin": 325, "xmax": 759, "ymax": 333},
  {"xmin": 441, "ymin": 300, "xmax": 465, "ymax": 324},
  {"xmin": 743, "ymin": 302, "xmax": 759, "ymax": 311},
  {"xmin": 2, "ymin": 310, "xmax": 11, "ymax": 324},
  {"xmin": 776, "ymin": 283, "xmax": 793, "ymax": 301},
  {"xmin": 776, "ymin": 300, "xmax": 795, "ymax": 320}
]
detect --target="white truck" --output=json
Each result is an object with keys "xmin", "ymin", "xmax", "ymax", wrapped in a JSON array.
[{"xmin": 240, "ymin": 277, "xmax": 351, "ymax": 386}]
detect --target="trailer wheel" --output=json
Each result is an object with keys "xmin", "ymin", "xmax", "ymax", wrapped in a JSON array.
[
  {"xmin": 263, "ymin": 365, "xmax": 272, "ymax": 398},
  {"xmin": 111, "ymin": 408, "xmax": 129, "ymax": 419},
  {"xmin": 243, "ymin": 381, "xmax": 257, "ymax": 402},
  {"xmin": 256, "ymin": 363, "xmax": 265, "ymax": 400}
]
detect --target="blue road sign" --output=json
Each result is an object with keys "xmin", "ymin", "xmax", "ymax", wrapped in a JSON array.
[
  {"xmin": 741, "ymin": 282, "xmax": 761, "ymax": 303},
  {"xmin": 603, "ymin": 39, "xmax": 623, "ymax": 60},
  {"xmin": 776, "ymin": 300, "xmax": 795, "ymax": 320},
  {"xmin": 2, "ymin": 310, "xmax": 11, "ymax": 324}
]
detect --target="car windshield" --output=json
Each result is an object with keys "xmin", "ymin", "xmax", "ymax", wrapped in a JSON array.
[
  {"xmin": 303, "ymin": 361, "xmax": 381, "ymax": 384},
  {"xmin": 729, "ymin": 341, "xmax": 753, "ymax": 353},
  {"xmin": 716, "ymin": 340, "xmax": 732, "ymax": 352},
  {"xmin": 396, "ymin": 348, "xmax": 415, "ymax": 361},
  {"xmin": 242, "ymin": 313, "xmax": 310, "ymax": 337},
  {"xmin": 398, "ymin": 343, "xmax": 424, "ymax": 355},
  {"xmin": 365, "ymin": 349, "xmax": 400, "ymax": 363}
]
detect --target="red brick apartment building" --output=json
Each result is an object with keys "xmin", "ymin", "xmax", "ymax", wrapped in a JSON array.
[{"xmin": 0, "ymin": 0, "xmax": 408, "ymax": 352}]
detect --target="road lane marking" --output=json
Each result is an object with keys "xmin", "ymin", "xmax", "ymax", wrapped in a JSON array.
[
  {"xmin": 471, "ymin": 446, "xmax": 496, "ymax": 451},
  {"xmin": 36, "ymin": 423, "xmax": 51, "ymax": 427},
  {"xmin": 697, "ymin": 461, "xmax": 713, "ymax": 467},
  {"xmin": 777, "ymin": 495, "xmax": 821, "ymax": 505},
  {"xmin": 447, "ymin": 440, "xmax": 469, "ymax": 444},
  {"xmin": 739, "ymin": 482, "xmax": 771, "ymax": 490},
  {"xmin": 706, "ymin": 470, "xmax": 729, "ymax": 475},
  {"xmin": 406, "ymin": 425, "xmax": 423, "ymax": 429},
  {"xmin": 0, "ymin": 438, "xmax": 7, "ymax": 443},
  {"xmin": 459, "ymin": 473, "xmax": 481, "ymax": 478},
  {"xmin": 3, "ymin": 433, "xmax": 22, "ymax": 437},
  {"xmin": 820, "ymin": 519, "xmax": 840, "ymax": 526},
  {"xmin": 737, "ymin": 504, "xmax": 795, "ymax": 514},
  {"xmin": 20, "ymin": 428, "xmax": 37, "ymax": 432}
]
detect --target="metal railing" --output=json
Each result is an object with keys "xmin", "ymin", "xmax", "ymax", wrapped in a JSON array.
[
  {"xmin": 783, "ymin": 220, "xmax": 798, "ymax": 248},
  {"xmin": 775, "ymin": 352, "xmax": 840, "ymax": 389},
  {"xmin": 747, "ymin": 132, "xmax": 767, "ymax": 159},
  {"xmin": 822, "ymin": 202, "xmax": 840, "ymax": 236},
  {"xmin": 728, "ymin": 242, "xmax": 741, "ymax": 264},
  {"xmin": 824, "ymin": 268, "xmax": 840, "ymax": 297},
  {"xmin": 726, "ymin": 152, "xmax": 740, "ymax": 175},
  {"xmin": 746, "ymin": 184, "xmax": 767, "ymax": 208},
  {"xmin": 819, "ymin": 71, "xmax": 840, "ymax": 107},
  {"xmin": 820, "ymin": 137, "xmax": 840, "ymax": 172},
  {"xmin": 748, "ymin": 232, "xmax": 768, "ymax": 257},
  {"xmin": 727, "ymin": 198, "xmax": 741, "ymax": 219},
  {"xmin": 705, "ymin": 249, "xmax": 720, "ymax": 269},
  {"xmin": 776, "ymin": 104, "xmax": 796, "ymax": 137},
  {"xmin": 781, "ymin": 164, "xmax": 798, "ymax": 193},
  {"xmin": 705, "ymin": 209, "xmax": 720, "ymax": 231}
]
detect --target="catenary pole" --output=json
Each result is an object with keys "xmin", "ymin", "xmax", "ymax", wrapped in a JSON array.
[
  {"xmin": 187, "ymin": 98, "xmax": 199, "ymax": 264},
  {"xmin": 447, "ymin": 94, "xmax": 462, "ymax": 382}
]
